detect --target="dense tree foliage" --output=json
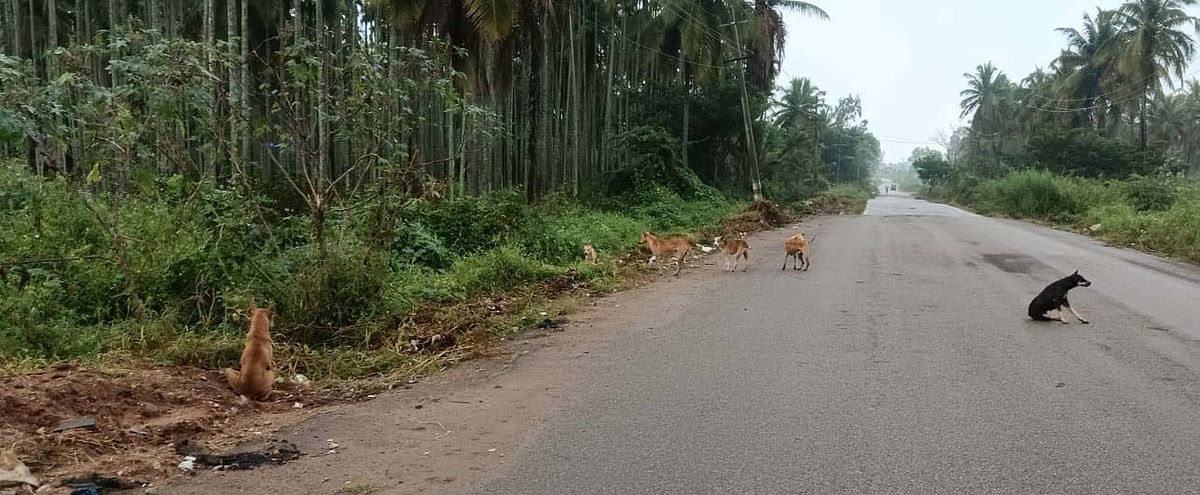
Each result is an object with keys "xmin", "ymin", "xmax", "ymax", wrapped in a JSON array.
[
  {"xmin": 0, "ymin": 1, "xmax": 883, "ymax": 365},
  {"xmin": 949, "ymin": 0, "xmax": 1200, "ymax": 183}
]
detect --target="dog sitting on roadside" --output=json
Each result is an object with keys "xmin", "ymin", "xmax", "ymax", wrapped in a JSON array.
[
  {"xmin": 583, "ymin": 244, "xmax": 598, "ymax": 264},
  {"xmin": 783, "ymin": 233, "xmax": 810, "ymax": 271},
  {"xmin": 224, "ymin": 302, "xmax": 276, "ymax": 400},
  {"xmin": 714, "ymin": 236, "xmax": 750, "ymax": 272},
  {"xmin": 641, "ymin": 232, "xmax": 692, "ymax": 276},
  {"xmin": 1028, "ymin": 271, "xmax": 1091, "ymax": 324}
]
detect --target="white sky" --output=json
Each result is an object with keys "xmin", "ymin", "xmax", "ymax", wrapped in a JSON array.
[{"xmin": 779, "ymin": 0, "xmax": 1143, "ymax": 163}]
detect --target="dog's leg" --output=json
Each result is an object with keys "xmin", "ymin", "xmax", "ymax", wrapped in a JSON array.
[
  {"xmin": 782, "ymin": 253, "xmax": 790, "ymax": 271},
  {"xmin": 1064, "ymin": 301, "xmax": 1090, "ymax": 324},
  {"xmin": 223, "ymin": 368, "xmax": 241, "ymax": 393},
  {"xmin": 741, "ymin": 251, "xmax": 749, "ymax": 272},
  {"xmin": 1055, "ymin": 308, "xmax": 1070, "ymax": 324}
]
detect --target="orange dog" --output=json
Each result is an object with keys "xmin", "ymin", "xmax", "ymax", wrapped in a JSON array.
[
  {"xmin": 224, "ymin": 302, "xmax": 276, "ymax": 401},
  {"xmin": 715, "ymin": 236, "xmax": 750, "ymax": 272},
  {"xmin": 583, "ymin": 244, "xmax": 598, "ymax": 264},
  {"xmin": 641, "ymin": 232, "xmax": 692, "ymax": 276},
  {"xmin": 783, "ymin": 233, "xmax": 810, "ymax": 271}
]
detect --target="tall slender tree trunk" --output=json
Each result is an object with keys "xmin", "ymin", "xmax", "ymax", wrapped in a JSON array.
[
  {"xmin": 1139, "ymin": 91, "xmax": 1148, "ymax": 150},
  {"xmin": 10, "ymin": 0, "xmax": 21, "ymax": 56},
  {"xmin": 74, "ymin": 0, "xmax": 84, "ymax": 43},
  {"xmin": 227, "ymin": 0, "xmax": 239, "ymax": 174},
  {"xmin": 679, "ymin": 56, "xmax": 689, "ymax": 170},
  {"xmin": 525, "ymin": 23, "xmax": 545, "ymax": 203},
  {"xmin": 27, "ymin": 0, "xmax": 36, "ymax": 73},
  {"xmin": 240, "ymin": 0, "xmax": 249, "ymax": 170},
  {"xmin": 107, "ymin": 0, "xmax": 119, "ymax": 85},
  {"xmin": 46, "ymin": 0, "xmax": 57, "ymax": 72}
]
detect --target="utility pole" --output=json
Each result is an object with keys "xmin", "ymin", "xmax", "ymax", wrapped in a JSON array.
[{"xmin": 725, "ymin": 6, "xmax": 764, "ymax": 202}]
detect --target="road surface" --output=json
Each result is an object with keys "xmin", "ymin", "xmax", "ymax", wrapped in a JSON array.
[{"xmin": 166, "ymin": 194, "xmax": 1200, "ymax": 494}]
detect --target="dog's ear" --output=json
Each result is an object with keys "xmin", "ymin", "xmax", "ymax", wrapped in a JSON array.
[
  {"xmin": 1073, "ymin": 270, "xmax": 1079, "ymax": 275},
  {"xmin": 249, "ymin": 297, "xmax": 257, "ymax": 311},
  {"xmin": 266, "ymin": 303, "xmax": 276, "ymax": 315}
]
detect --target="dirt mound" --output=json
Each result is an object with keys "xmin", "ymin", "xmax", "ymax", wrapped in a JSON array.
[
  {"xmin": 724, "ymin": 200, "xmax": 792, "ymax": 232},
  {"xmin": 794, "ymin": 193, "xmax": 867, "ymax": 216},
  {"xmin": 0, "ymin": 365, "xmax": 354, "ymax": 489}
]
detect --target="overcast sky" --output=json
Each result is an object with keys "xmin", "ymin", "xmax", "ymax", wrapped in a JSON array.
[{"xmin": 778, "ymin": 0, "xmax": 1144, "ymax": 163}]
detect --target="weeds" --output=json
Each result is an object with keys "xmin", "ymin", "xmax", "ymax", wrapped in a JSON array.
[
  {"xmin": 929, "ymin": 169, "xmax": 1200, "ymax": 266},
  {"xmin": 0, "ymin": 161, "xmax": 744, "ymax": 378}
]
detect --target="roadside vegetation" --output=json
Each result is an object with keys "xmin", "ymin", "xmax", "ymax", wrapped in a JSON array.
[
  {"xmin": 909, "ymin": 0, "xmax": 1200, "ymax": 264},
  {"xmin": 0, "ymin": 1, "xmax": 878, "ymax": 377}
]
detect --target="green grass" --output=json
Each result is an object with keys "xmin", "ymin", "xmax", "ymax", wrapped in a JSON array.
[
  {"xmin": 0, "ymin": 160, "xmax": 745, "ymax": 378},
  {"xmin": 929, "ymin": 169, "xmax": 1200, "ymax": 266}
]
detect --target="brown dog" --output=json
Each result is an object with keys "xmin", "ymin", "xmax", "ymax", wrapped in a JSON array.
[
  {"xmin": 583, "ymin": 244, "xmax": 598, "ymax": 264},
  {"xmin": 783, "ymin": 233, "xmax": 810, "ymax": 271},
  {"xmin": 715, "ymin": 236, "xmax": 750, "ymax": 272},
  {"xmin": 224, "ymin": 302, "xmax": 276, "ymax": 401},
  {"xmin": 641, "ymin": 232, "xmax": 692, "ymax": 276}
]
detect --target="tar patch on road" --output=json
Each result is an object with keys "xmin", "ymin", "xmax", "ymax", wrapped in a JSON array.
[{"xmin": 981, "ymin": 253, "xmax": 1041, "ymax": 274}]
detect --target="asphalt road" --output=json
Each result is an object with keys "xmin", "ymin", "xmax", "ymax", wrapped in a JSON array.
[{"xmin": 477, "ymin": 194, "xmax": 1200, "ymax": 494}]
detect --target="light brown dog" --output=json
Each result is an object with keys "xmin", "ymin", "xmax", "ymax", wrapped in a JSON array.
[
  {"xmin": 783, "ymin": 233, "xmax": 810, "ymax": 271},
  {"xmin": 583, "ymin": 244, "xmax": 597, "ymax": 264},
  {"xmin": 714, "ymin": 236, "xmax": 750, "ymax": 272},
  {"xmin": 641, "ymin": 232, "xmax": 692, "ymax": 276},
  {"xmin": 224, "ymin": 302, "xmax": 276, "ymax": 401}
]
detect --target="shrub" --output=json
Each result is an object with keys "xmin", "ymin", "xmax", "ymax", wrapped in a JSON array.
[
  {"xmin": 602, "ymin": 126, "xmax": 721, "ymax": 201},
  {"xmin": 974, "ymin": 170, "xmax": 1081, "ymax": 220},
  {"xmin": 1121, "ymin": 175, "xmax": 1177, "ymax": 212},
  {"xmin": 1027, "ymin": 128, "xmax": 1170, "ymax": 178}
]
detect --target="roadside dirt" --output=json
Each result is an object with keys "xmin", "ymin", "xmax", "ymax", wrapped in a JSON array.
[
  {"xmin": 0, "ymin": 365, "xmax": 372, "ymax": 493},
  {"xmin": 157, "ymin": 221, "xmax": 817, "ymax": 495},
  {"xmin": 1, "ymin": 203, "xmax": 816, "ymax": 494}
]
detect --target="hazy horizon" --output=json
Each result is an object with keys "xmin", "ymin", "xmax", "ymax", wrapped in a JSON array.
[{"xmin": 776, "ymin": 0, "xmax": 1184, "ymax": 163}]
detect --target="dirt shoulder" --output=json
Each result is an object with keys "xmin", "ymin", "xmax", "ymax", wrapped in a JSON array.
[
  {"xmin": 1, "ymin": 201, "xmax": 810, "ymax": 494},
  {"xmin": 152, "ymin": 221, "xmax": 816, "ymax": 495}
]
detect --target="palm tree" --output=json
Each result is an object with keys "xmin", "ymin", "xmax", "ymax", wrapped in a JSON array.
[
  {"xmin": 748, "ymin": 0, "xmax": 828, "ymax": 90},
  {"xmin": 1113, "ymin": 0, "xmax": 1200, "ymax": 149},
  {"xmin": 1055, "ymin": 8, "xmax": 1123, "ymax": 128},
  {"xmin": 960, "ymin": 62, "xmax": 1014, "ymax": 163},
  {"xmin": 772, "ymin": 77, "xmax": 827, "ymax": 130},
  {"xmin": 960, "ymin": 62, "xmax": 1012, "ymax": 128}
]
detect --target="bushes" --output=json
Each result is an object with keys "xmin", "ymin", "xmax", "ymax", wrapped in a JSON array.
[
  {"xmin": 1026, "ymin": 128, "xmax": 1170, "ymax": 179},
  {"xmin": 929, "ymin": 166, "xmax": 1200, "ymax": 267},
  {"xmin": 0, "ymin": 161, "xmax": 741, "ymax": 368},
  {"xmin": 973, "ymin": 170, "xmax": 1081, "ymax": 220}
]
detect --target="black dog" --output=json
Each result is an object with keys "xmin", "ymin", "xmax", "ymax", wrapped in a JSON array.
[{"xmin": 1028, "ymin": 271, "xmax": 1092, "ymax": 324}]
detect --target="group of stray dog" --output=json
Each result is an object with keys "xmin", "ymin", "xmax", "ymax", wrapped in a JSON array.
[
  {"xmin": 222, "ymin": 229, "xmax": 1091, "ymax": 401},
  {"xmin": 635, "ymin": 230, "xmax": 811, "ymax": 276},
  {"xmin": 223, "ymin": 230, "xmax": 813, "ymax": 401}
]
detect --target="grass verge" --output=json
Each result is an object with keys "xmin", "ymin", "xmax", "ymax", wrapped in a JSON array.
[{"xmin": 926, "ymin": 169, "xmax": 1200, "ymax": 264}]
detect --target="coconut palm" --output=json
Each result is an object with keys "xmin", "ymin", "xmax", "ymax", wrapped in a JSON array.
[
  {"xmin": 772, "ymin": 77, "xmax": 827, "ymax": 130},
  {"xmin": 960, "ymin": 62, "xmax": 1012, "ymax": 128},
  {"xmin": 1055, "ymin": 8, "xmax": 1124, "ymax": 128},
  {"xmin": 748, "ymin": 0, "xmax": 828, "ymax": 90},
  {"xmin": 1113, "ymin": 0, "xmax": 1200, "ymax": 149}
]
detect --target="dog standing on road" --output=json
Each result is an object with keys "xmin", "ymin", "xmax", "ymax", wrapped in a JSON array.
[
  {"xmin": 782, "ymin": 233, "xmax": 810, "ymax": 271},
  {"xmin": 224, "ymin": 302, "xmax": 276, "ymax": 400},
  {"xmin": 642, "ymin": 232, "xmax": 692, "ymax": 276},
  {"xmin": 1028, "ymin": 271, "xmax": 1091, "ymax": 324},
  {"xmin": 714, "ymin": 236, "xmax": 750, "ymax": 272}
]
